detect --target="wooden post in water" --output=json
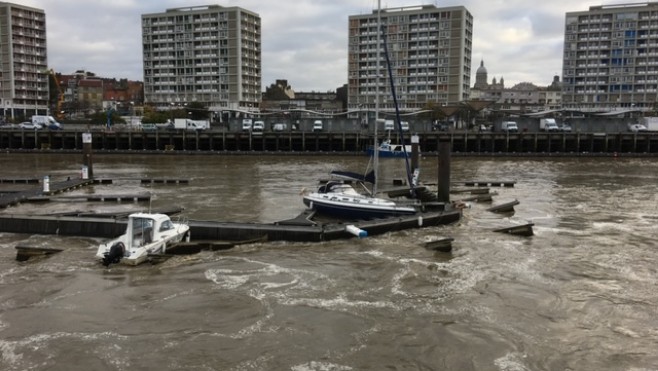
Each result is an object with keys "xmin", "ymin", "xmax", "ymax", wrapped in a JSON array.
[
  {"xmin": 411, "ymin": 134, "xmax": 420, "ymax": 174},
  {"xmin": 437, "ymin": 139, "xmax": 451, "ymax": 203},
  {"xmin": 82, "ymin": 132, "xmax": 93, "ymax": 179}
]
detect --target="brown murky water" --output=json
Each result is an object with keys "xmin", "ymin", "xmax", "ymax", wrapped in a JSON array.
[{"xmin": 1, "ymin": 153, "xmax": 656, "ymax": 370}]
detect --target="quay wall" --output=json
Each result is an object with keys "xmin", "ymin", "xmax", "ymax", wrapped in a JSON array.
[{"xmin": 1, "ymin": 129, "xmax": 658, "ymax": 155}]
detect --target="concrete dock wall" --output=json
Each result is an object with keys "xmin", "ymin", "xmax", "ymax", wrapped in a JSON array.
[{"xmin": 1, "ymin": 129, "xmax": 657, "ymax": 155}]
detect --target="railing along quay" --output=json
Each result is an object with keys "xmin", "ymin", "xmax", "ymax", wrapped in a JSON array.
[{"xmin": 1, "ymin": 129, "xmax": 658, "ymax": 155}]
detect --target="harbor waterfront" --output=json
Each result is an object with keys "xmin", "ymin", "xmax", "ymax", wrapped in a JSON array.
[
  {"xmin": 2, "ymin": 128, "xmax": 658, "ymax": 155},
  {"xmin": 0, "ymin": 153, "xmax": 657, "ymax": 370}
]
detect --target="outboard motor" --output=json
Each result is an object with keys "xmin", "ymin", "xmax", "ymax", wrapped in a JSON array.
[{"xmin": 102, "ymin": 242, "xmax": 125, "ymax": 267}]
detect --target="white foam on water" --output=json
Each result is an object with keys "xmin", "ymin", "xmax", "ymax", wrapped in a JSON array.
[
  {"xmin": 281, "ymin": 295, "xmax": 397, "ymax": 312},
  {"xmin": 205, "ymin": 256, "xmax": 332, "ymax": 294},
  {"xmin": 494, "ymin": 352, "xmax": 530, "ymax": 371},
  {"xmin": 0, "ymin": 331, "xmax": 128, "ymax": 370},
  {"xmin": 291, "ymin": 361, "xmax": 353, "ymax": 371}
]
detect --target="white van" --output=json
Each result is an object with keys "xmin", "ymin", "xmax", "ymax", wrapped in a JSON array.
[
  {"xmin": 273, "ymin": 123, "xmax": 287, "ymax": 132},
  {"xmin": 384, "ymin": 120, "xmax": 408, "ymax": 131},
  {"xmin": 252, "ymin": 120, "xmax": 264, "ymax": 135},
  {"xmin": 501, "ymin": 121, "xmax": 519, "ymax": 132},
  {"xmin": 313, "ymin": 120, "xmax": 323, "ymax": 132},
  {"xmin": 242, "ymin": 119, "xmax": 253, "ymax": 131}
]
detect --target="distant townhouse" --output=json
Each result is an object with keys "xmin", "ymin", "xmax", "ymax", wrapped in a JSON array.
[
  {"xmin": 260, "ymin": 79, "xmax": 344, "ymax": 118},
  {"xmin": 0, "ymin": 2, "xmax": 48, "ymax": 119},
  {"xmin": 347, "ymin": 4, "xmax": 473, "ymax": 113},
  {"xmin": 141, "ymin": 5, "xmax": 261, "ymax": 113}
]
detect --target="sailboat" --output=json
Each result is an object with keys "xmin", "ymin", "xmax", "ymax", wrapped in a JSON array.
[{"xmin": 302, "ymin": 1, "xmax": 419, "ymax": 219}]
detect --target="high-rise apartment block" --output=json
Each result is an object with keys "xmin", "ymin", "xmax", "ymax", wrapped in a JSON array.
[
  {"xmin": 563, "ymin": 2, "xmax": 658, "ymax": 111},
  {"xmin": 141, "ymin": 5, "xmax": 261, "ymax": 112},
  {"xmin": 347, "ymin": 5, "xmax": 472, "ymax": 112},
  {"xmin": 0, "ymin": 2, "xmax": 48, "ymax": 118}
]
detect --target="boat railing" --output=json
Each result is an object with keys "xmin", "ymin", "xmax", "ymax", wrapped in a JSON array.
[{"xmin": 171, "ymin": 214, "xmax": 189, "ymax": 227}]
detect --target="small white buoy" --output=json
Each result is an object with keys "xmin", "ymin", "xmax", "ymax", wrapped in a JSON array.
[
  {"xmin": 43, "ymin": 175, "xmax": 50, "ymax": 193},
  {"xmin": 345, "ymin": 225, "xmax": 367, "ymax": 238}
]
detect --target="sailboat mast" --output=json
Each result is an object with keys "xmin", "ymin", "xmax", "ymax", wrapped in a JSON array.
[{"xmin": 373, "ymin": 0, "xmax": 381, "ymax": 196}]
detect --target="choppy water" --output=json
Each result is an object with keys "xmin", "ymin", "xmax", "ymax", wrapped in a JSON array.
[{"xmin": 0, "ymin": 153, "xmax": 657, "ymax": 371}]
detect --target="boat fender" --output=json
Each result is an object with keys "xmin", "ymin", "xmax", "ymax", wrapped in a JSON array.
[
  {"xmin": 345, "ymin": 225, "xmax": 367, "ymax": 238},
  {"xmin": 103, "ymin": 242, "xmax": 125, "ymax": 267}
]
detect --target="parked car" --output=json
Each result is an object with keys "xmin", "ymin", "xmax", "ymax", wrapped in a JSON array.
[
  {"xmin": 433, "ymin": 121, "xmax": 451, "ymax": 131},
  {"xmin": 47, "ymin": 122, "xmax": 62, "ymax": 130},
  {"xmin": 252, "ymin": 120, "xmax": 264, "ymax": 135},
  {"xmin": 628, "ymin": 123, "xmax": 648, "ymax": 132},
  {"xmin": 272, "ymin": 123, "xmax": 287, "ymax": 132},
  {"xmin": 19, "ymin": 121, "xmax": 42, "ymax": 130},
  {"xmin": 141, "ymin": 123, "xmax": 157, "ymax": 131},
  {"xmin": 559, "ymin": 124, "xmax": 572, "ymax": 132}
]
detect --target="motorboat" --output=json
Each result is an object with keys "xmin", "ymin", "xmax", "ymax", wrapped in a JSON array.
[
  {"xmin": 366, "ymin": 139, "xmax": 419, "ymax": 158},
  {"xmin": 95, "ymin": 212, "xmax": 190, "ymax": 266},
  {"xmin": 302, "ymin": 181, "xmax": 417, "ymax": 220}
]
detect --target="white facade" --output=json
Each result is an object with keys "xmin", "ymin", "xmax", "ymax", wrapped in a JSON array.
[
  {"xmin": 141, "ymin": 5, "xmax": 261, "ymax": 112},
  {"xmin": 0, "ymin": 2, "xmax": 49, "ymax": 118},
  {"xmin": 347, "ymin": 5, "xmax": 473, "ymax": 113}
]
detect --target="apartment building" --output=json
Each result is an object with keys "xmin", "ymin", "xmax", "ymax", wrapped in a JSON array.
[
  {"xmin": 141, "ymin": 5, "xmax": 261, "ymax": 113},
  {"xmin": 347, "ymin": 5, "xmax": 472, "ymax": 113},
  {"xmin": 563, "ymin": 2, "xmax": 658, "ymax": 112},
  {"xmin": 0, "ymin": 2, "xmax": 48, "ymax": 119}
]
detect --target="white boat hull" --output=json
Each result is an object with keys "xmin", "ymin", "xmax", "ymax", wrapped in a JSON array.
[{"xmin": 96, "ymin": 213, "xmax": 189, "ymax": 267}]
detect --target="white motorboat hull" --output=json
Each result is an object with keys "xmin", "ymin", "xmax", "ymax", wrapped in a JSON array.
[
  {"xmin": 303, "ymin": 192, "xmax": 417, "ymax": 219},
  {"xmin": 96, "ymin": 213, "xmax": 189, "ymax": 267}
]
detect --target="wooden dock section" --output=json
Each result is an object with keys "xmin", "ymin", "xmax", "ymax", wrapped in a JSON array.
[
  {"xmin": 0, "ymin": 178, "xmax": 94, "ymax": 209},
  {"xmin": 493, "ymin": 223, "xmax": 534, "ymax": 237},
  {"xmin": 15, "ymin": 245, "xmax": 64, "ymax": 261},
  {"xmin": 0, "ymin": 208, "xmax": 462, "ymax": 243},
  {"xmin": 0, "ymin": 178, "xmax": 40, "ymax": 184},
  {"xmin": 487, "ymin": 199, "xmax": 520, "ymax": 213},
  {"xmin": 140, "ymin": 178, "xmax": 189, "ymax": 184},
  {"xmin": 423, "ymin": 236, "xmax": 454, "ymax": 252},
  {"xmin": 50, "ymin": 193, "xmax": 151, "ymax": 202}
]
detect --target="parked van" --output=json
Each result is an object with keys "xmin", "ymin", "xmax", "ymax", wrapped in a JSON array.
[
  {"xmin": 252, "ymin": 120, "xmax": 265, "ymax": 135},
  {"xmin": 539, "ymin": 118, "xmax": 559, "ymax": 132},
  {"xmin": 384, "ymin": 120, "xmax": 408, "ymax": 131},
  {"xmin": 273, "ymin": 123, "xmax": 287, "ymax": 132},
  {"xmin": 313, "ymin": 120, "xmax": 323, "ymax": 132},
  {"xmin": 242, "ymin": 119, "xmax": 253, "ymax": 131},
  {"xmin": 500, "ymin": 121, "xmax": 519, "ymax": 132}
]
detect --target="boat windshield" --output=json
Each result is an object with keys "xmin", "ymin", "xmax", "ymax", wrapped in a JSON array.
[
  {"xmin": 160, "ymin": 220, "xmax": 174, "ymax": 231},
  {"xmin": 132, "ymin": 217, "xmax": 154, "ymax": 246}
]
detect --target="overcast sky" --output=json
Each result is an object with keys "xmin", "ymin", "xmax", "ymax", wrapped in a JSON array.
[{"xmin": 19, "ymin": 0, "xmax": 643, "ymax": 91}]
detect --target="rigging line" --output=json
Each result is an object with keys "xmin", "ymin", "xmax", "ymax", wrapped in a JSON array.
[{"xmin": 380, "ymin": 25, "xmax": 415, "ymax": 197}]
